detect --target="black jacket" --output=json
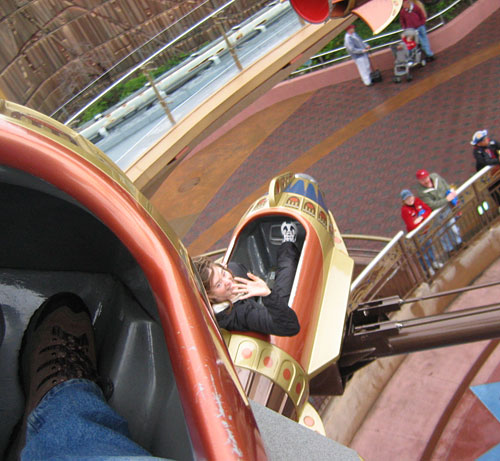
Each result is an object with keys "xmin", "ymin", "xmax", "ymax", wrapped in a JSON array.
[
  {"xmin": 215, "ymin": 291, "xmax": 300, "ymax": 336},
  {"xmin": 216, "ymin": 243, "xmax": 300, "ymax": 337},
  {"xmin": 474, "ymin": 139, "xmax": 500, "ymax": 172}
]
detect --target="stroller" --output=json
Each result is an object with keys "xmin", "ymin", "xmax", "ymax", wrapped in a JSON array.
[{"xmin": 391, "ymin": 28, "xmax": 426, "ymax": 83}]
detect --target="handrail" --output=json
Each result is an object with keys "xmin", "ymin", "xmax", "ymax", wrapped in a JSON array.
[
  {"xmin": 342, "ymin": 234, "xmax": 392, "ymax": 243},
  {"xmin": 50, "ymin": 0, "xmax": 231, "ymax": 121},
  {"xmin": 350, "ymin": 231, "xmax": 405, "ymax": 292},
  {"xmin": 427, "ymin": 0, "xmax": 464, "ymax": 22},
  {"xmin": 61, "ymin": 0, "xmax": 242, "ymax": 125},
  {"xmin": 349, "ymin": 165, "xmax": 500, "ymax": 311}
]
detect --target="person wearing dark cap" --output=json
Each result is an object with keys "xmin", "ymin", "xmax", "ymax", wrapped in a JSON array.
[
  {"xmin": 400, "ymin": 189, "xmax": 432, "ymax": 232},
  {"xmin": 344, "ymin": 24, "xmax": 373, "ymax": 86},
  {"xmin": 400, "ymin": 189, "xmax": 441, "ymax": 273},
  {"xmin": 471, "ymin": 130, "xmax": 500, "ymax": 172},
  {"xmin": 415, "ymin": 169, "xmax": 462, "ymax": 255}
]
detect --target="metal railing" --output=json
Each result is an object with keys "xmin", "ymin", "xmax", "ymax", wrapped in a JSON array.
[
  {"xmin": 53, "ymin": 0, "xmax": 295, "ymax": 127},
  {"xmin": 50, "ymin": 0, "xmax": 229, "ymax": 121},
  {"xmin": 349, "ymin": 166, "xmax": 500, "ymax": 311},
  {"xmin": 343, "ymin": 234, "xmax": 392, "ymax": 271},
  {"xmin": 290, "ymin": 0, "xmax": 471, "ymax": 77}
]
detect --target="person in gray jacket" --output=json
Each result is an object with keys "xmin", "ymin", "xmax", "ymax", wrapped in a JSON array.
[
  {"xmin": 415, "ymin": 169, "xmax": 462, "ymax": 254},
  {"xmin": 344, "ymin": 24, "xmax": 372, "ymax": 86},
  {"xmin": 415, "ymin": 169, "xmax": 456, "ymax": 209}
]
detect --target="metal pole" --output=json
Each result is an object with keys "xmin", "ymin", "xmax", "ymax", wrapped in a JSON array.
[
  {"xmin": 380, "ymin": 304, "xmax": 500, "ymax": 355},
  {"xmin": 341, "ymin": 302, "xmax": 500, "ymax": 366},
  {"xmin": 357, "ymin": 279, "xmax": 500, "ymax": 310},
  {"xmin": 215, "ymin": 17, "xmax": 243, "ymax": 71},
  {"xmin": 142, "ymin": 66, "xmax": 175, "ymax": 124},
  {"xmin": 402, "ymin": 279, "xmax": 500, "ymax": 305}
]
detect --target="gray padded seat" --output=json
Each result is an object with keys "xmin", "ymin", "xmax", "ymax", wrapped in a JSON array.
[
  {"xmin": 229, "ymin": 216, "xmax": 305, "ymax": 289},
  {"xmin": 0, "ymin": 166, "xmax": 194, "ymax": 459}
]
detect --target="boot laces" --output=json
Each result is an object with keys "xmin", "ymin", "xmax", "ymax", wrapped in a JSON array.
[
  {"xmin": 35, "ymin": 325, "xmax": 113, "ymax": 398},
  {"xmin": 36, "ymin": 326, "xmax": 97, "ymax": 389}
]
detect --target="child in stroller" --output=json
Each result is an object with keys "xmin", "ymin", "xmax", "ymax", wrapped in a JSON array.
[{"xmin": 391, "ymin": 28, "xmax": 426, "ymax": 83}]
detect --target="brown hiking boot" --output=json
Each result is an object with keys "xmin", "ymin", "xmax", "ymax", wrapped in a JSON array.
[{"xmin": 5, "ymin": 292, "xmax": 112, "ymax": 460}]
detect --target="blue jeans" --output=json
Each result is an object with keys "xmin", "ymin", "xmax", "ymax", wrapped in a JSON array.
[
  {"xmin": 416, "ymin": 237, "xmax": 436, "ymax": 272},
  {"xmin": 417, "ymin": 25, "xmax": 433, "ymax": 57},
  {"xmin": 422, "ymin": 242, "xmax": 435, "ymax": 267},
  {"xmin": 438, "ymin": 209, "xmax": 462, "ymax": 253},
  {"xmin": 23, "ymin": 379, "xmax": 165, "ymax": 460}
]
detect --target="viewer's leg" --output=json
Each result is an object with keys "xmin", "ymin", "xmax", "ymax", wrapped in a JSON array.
[
  {"xmin": 22, "ymin": 379, "xmax": 154, "ymax": 459},
  {"xmin": 6, "ymin": 293, "xmax": 156, "ymax": 460}
]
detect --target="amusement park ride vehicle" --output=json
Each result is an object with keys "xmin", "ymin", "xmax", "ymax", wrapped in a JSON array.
[{"xmin": 1, "ymin": 1, "xmax": 499, "ymax": 460}]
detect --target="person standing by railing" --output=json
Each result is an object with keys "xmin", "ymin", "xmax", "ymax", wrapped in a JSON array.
[
  {"xmin": 415, "ymin": 169, "xmax": 462, "ymax": 255},
  {"xmin": 471, "ymin": 129, "xmax": 500, "ymax": 206},
  {"xmin": 401, "ymin": 189, "xmax": 432, "ymax": 232},
  {"xmin": 400, "ymin": 0, "xmax": 435, "ymax": 62},
  {"xmin": 400, "ymin": 189, "xmax": 442, "ymax": 273}
]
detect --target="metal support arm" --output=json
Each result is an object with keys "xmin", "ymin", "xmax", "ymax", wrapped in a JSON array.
[{"xmin": 340, "ymin": 303, "xmax": 500, "ymax": 367}]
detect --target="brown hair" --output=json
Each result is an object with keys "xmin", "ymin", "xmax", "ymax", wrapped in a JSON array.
[
  {"xmin": 414, "ymin": 0, "xmax": 427, "ymax": 19},
  {"xmin": 192, "ymin": 256, "xmax": 234, "ymax": 308}
]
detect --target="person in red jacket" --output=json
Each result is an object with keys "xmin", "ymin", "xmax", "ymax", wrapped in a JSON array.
[
  {"xmin": 400, "ymin": 0, "xmax": 435, "ymax": 61},
  {"xmin": 400, "ymin": 189, "xmax": 442, "ymax": 273},
  {"xmin": 401, "ymin": 189, "xmax": 432, "ymax": 232}
]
